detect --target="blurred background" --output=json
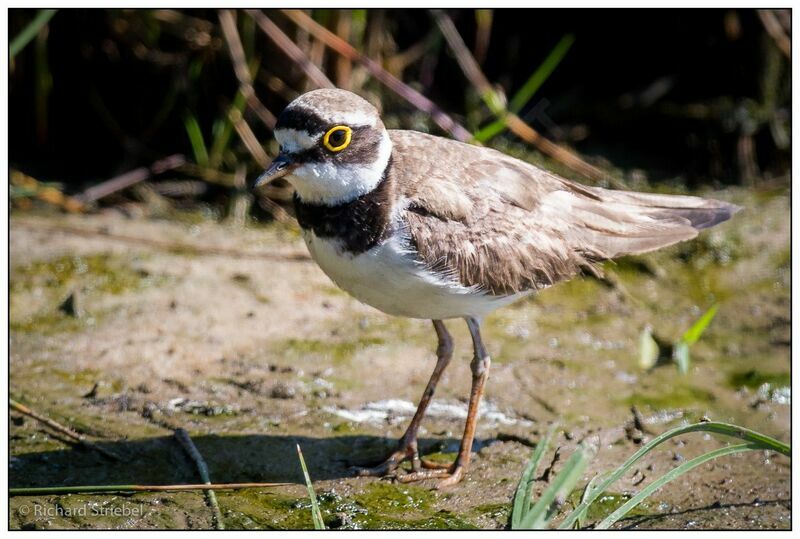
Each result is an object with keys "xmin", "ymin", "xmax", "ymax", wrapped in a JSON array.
[{"xmin": 9, "ymin": 8, "xmax": 791, "ymax": 220}]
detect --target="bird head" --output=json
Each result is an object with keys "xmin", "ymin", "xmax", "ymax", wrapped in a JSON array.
[{"xmin": 254, "ymin": 89, "xmax": 392, "ymax": 206}]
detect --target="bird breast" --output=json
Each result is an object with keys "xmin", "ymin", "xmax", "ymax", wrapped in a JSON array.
[{"xmin": 302, "ymin": 230, "xmax": 529, "ymax": 320}]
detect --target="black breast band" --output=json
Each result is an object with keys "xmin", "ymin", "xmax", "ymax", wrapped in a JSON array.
[{"xmin": 293, "ymin": 160, "xmax": 394, "ymax": 254}]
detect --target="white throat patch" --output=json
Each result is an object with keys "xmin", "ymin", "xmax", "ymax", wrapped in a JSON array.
[{"xmin": 283, "ymin": 130, "xmax": 393, "ymax": 206}]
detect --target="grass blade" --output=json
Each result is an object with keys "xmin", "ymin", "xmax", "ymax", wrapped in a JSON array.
[
  {"xmin": 595, "ymin": 443, "xmax": 758, "ymax": 529},
  {"xmin": 681, "ymin": 304, "xmax": 719, "ymax": 346},
  {"xmin": 209, "ymin": 88, "xmax": 248, "ymax": 169},
  {"xmin": 474, "ymin": 33, "xmax": 575, "ymax": 143},
  {"xmin": 10, "ymin": 9, "xmax": 57, "ymax": 59},
  {"xmin": 558, "ymin": 421, "xmax": 789, "ymax": 529},
  {"xmin": 573, "ymin": 472, "xmax": 606, "ymax": 529},
  {"xmin": 516, "ymin": 441, "xmax": 596, "ymax": 529},
  {"xmin": 673, "ymin": 340, "xmax": 690, "ymax": 374},
  {"xmin": 296, "ymin": 444, "xmax": 325, "ymax": 530},
  {"xmin": 509, "ymin": 33, "xmax": 575, "ymax": 112},
  {"xmin": 183, "ymin": 113, "xmax": 209, "ymax": 167},
  {"xmin": 511, "ymin": 422, "xmax": 558, "ymax": 528}
]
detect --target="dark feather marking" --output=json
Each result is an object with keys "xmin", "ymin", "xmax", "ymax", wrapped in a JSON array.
[
  {"xmin": 276, "ymin": 108, "xmax": 328, "ymax": 134},
  {"xmin": 283, "ymin": 124, "xmax": 383, "ymax": 167}
]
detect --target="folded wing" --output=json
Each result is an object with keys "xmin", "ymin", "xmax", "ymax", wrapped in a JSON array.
[{"xmin": 389, "ymin": 130, "xmax": 740, "ymax": 296}]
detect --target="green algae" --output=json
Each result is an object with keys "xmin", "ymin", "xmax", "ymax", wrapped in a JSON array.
[
  {"xmin": 9, "ymin": 430, "xmax": 69, "ymax": 455},
  {"xmin": 624, "ymin": 384, "xmax": 716, "ymax": 412},
  {"xmin": 217, "ymin": 490, "xmax": 310, "ymax": 530},
  {"xmin": 419, "ymin": 451, "xmax": 458, "ymax": 465},
  {"xmin": 674, "ymin": 229, "xmax": 745, "ymax": 268},
  {"xmin": 354, "ymin": 481, "xmax": 434, "ymax": 512},
  {"xmin": 331, "ymin": 421, "xmax": 359, "ymax": 433},
  {"xmin": 10, "ymin": 310, "xmax": 92, "ymax": 334},
  {"xmin": 10, "ymin": 492, "xmax": 211, "ymax": 530},
  {"xmin": 230, "ymin": 273, "xmax": 271, "ymax": 304},
  {"xmin": 216, "ymin": 483, "xmax": 476, "ymax": 530},
  {"xmin": 679, "ymin": 267, "xmax": 734, "ymax": 305},
  {"xmin": 563, "ymin": 490, "xmax": 654, "ymax": 527},
  {"xmin": 10, "ymin": 253, "xmax": 169, "ymax": 335},
  {"xmin": 471, "ymin": 502, "xmax": 511, "ymax": 524},
  {"xmin": 770, "ymin": 246, "xmax": 791, "ymax": 270},
  {"xmin": 728, "ymin": 369, "xmax": 790, "ymax": 390},
  {"xmin": 275, "ymin": 336, "xmax": 386, "ymax": 366},
  {"xmin": 11, "ymin": 253, "xmax": 155, "ymax": 296},
  {"xmin": 349, "ymin": 483, "xmax": 475, "ymax": 529},
  {"xmin": 727, "ymin": 369, "xmax": 790, "ymax": 406},
  {"xmin": 49, "ymin": 367, "xmax": 126, "ymax": 395}
]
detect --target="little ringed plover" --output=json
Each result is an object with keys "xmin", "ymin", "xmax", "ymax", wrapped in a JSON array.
[{"xmin": 254, "ymin": 88, "xmax": 740, "ymax": 487}]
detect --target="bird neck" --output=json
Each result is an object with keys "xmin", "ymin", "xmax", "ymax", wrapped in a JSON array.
[{"xmin": 293, "ymin": 155, "xmax": 395, "ymax": 254}]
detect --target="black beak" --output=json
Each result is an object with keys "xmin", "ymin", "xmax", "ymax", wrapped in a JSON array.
[{"xmin": 253, "ymin": 153, "xmax": 296, "ymax": 188}]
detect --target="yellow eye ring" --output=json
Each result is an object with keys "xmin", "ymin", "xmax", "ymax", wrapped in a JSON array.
[{"xmin": 323, "ymin": 126, "xmax": 352, "ymax": 152}]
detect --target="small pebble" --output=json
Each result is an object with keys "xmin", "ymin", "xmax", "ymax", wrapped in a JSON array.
[{"xmin": 270, "ymin": 382, "xmax": 296, "ymax": 399}]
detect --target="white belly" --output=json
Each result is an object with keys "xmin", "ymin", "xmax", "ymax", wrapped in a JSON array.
[{"xmin": 303, "ymin": 231, "xmax": 528, "ymax": 320}]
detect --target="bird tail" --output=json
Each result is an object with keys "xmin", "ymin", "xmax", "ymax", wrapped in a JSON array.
[{"xmin": 567, "ymin": 186, "xmax": 741, "ymax": 260}]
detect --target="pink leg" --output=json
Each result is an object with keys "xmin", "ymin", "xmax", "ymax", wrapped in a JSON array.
[
  {"xmin": 396, "ymin": 317, "xmax": 491, "ymax": 488},
  {"xmin": 354, "ymin": 320, "xmax": 454, "ymax": 477}
]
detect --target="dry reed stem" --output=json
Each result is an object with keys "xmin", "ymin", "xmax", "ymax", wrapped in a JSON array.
[
  {"xmin": 334, "ymin": 11, "xmax": 353, "ymax": 89},
  {"xmin": 9, "ymin": 398, "xmax": 123, "ymax": 461},
  {"xmin": 229, "ymin": 108, "xmax": 270, "ymax": 168},
  {"xmin": 10, "ymin": 482, "xmax": 292, "ymax": 496},
  {"xmin": 758, "ymin": 9, "xmax": 791, "ymax": 59},
  {"xmin": 76, "ymin": 154, "xmax": 186, "ymax": 205},
  {"xmin": 247, "ymin": 10, "xmax": 334, "ymax": 89},
  {"xmin": 281, "ymin": 9, "xmax": 472, "ymax": 141},
  {"xmin": 218, "ymin": 9, "xmax": 276, "ymax": 129}
]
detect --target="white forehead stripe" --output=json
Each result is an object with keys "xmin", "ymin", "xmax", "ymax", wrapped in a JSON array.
[
  {"xmin": 274, "ymin": 128, "xmax": 317, "ymax": 153},
  {"xmin": 328, "ymin": 109, "xmax": 377, "ymax": 127},
  {"xmin": 293, "ymin": 102, "xmax": 377, "ymax": 128}
]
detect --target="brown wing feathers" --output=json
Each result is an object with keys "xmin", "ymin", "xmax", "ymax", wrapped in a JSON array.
[
  {"xmin": 559, "ymin": 185, "xmax": 741, "ymax": 259},
  {"xmin": 389, "ymin": 130, "xmax": 740, "ymax": 296}
]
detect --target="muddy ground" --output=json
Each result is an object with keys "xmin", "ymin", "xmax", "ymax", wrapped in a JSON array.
[{"xmin": 8, "ymin": 184, "xmax": 790, "ymax": 529}]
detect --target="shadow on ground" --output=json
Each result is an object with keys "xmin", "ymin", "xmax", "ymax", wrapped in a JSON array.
[{"xmin": 10, "ymin": 433, "xmax": 470, "ymax": 487}]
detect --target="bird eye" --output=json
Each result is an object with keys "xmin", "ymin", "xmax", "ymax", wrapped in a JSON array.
[{"xmin": 323, "ymin": 126, "xmax": 352, "ymax": 152}]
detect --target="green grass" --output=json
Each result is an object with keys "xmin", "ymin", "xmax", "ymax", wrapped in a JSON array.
[
  {"xmin": 510, "ymin": 421, "xmax": 790, "ymax": 530},
  {"xmin": 639, "ymin": 303, "xmax": 719, "ymax": 373},
  {"xmin": 473, "ymin": 33, "xmax": 575, "ymax": 144},
  {"xmin": 10, "ymin": 9, "xmax": 57, "ymax": 58},
  {"xmin": 183, "ymin": 113, "xmax": 209, "ymax": 167},
  {"xmin": 510, "ymin": 422, "xmax": 557, "ymax": 528},
  {"xmin": 296, "ymin": 444, "xmax": 325, "ymax": 530}
]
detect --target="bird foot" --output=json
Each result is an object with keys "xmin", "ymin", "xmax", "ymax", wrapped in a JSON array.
[
  {"xmin": 395, "ymin": 463, "xmax": 466, "ymax": 488},
  {"xmin": 351, "ymin": 441, "xmax": 467, "ymax": 488},
  {"xmin": 351, "ymin": 441, "xmax": 420, "ymax": 477}
]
